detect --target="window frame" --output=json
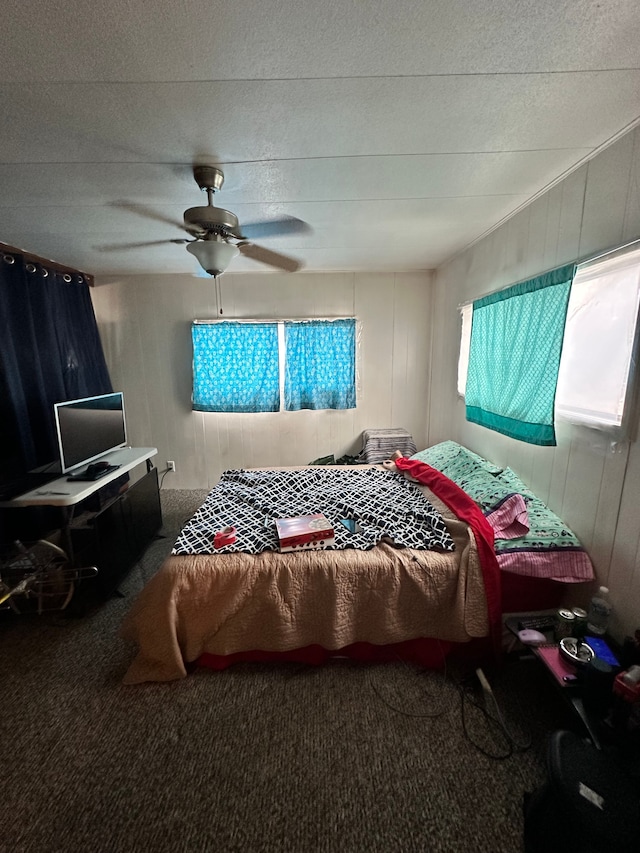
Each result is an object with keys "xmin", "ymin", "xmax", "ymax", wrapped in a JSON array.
[{"xmin": 192, "ymin": 317, "xmax": 358, "ymax": 414}]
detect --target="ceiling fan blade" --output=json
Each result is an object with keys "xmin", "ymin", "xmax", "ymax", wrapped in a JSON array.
[
  {"xmin": 237, "ymin": 241, "xmax": 302, "ymax": 273},
  {"xmin": 111, "ymin": 201, "xmax": 200, "ymax": 236},
  {"xmin": 95, "ymin": 239, "xmax": 190, "ymax": 252},
  {"xmin": 239, "ymin": 216, "xmax": 311, "ymax": 241}
]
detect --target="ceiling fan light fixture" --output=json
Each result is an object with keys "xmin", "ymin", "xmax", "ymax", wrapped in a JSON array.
[{"xmin": 187, "ymin": 238, "xmax": 239, "ymax": 277}]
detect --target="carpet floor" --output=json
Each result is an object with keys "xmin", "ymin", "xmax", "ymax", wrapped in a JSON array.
[{"xmin": 0, "ymin": 489, "xmax": 572, "ymax": 853}]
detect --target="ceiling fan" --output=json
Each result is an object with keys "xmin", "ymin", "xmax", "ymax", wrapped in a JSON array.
[{"xmin": 109, "ymin": 165, "xmax": 310, "ymax": 277}]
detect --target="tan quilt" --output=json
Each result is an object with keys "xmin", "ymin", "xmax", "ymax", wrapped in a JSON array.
[{"xmin": 121, "ymin": 484, "xmax": 488, "ymax": 684}]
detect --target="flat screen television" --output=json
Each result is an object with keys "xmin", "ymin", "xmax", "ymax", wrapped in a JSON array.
[{"xmin": 54, "ymin": 392, "xmax": 127, "ymax": 474}]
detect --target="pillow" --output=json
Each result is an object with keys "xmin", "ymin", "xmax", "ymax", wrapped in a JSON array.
[
  {"xmin": 455, "ymin": 467, "xmax": 514, "ymax": 511},
  {"xmin": 485, "ymin": 468, "xmax": 586, "ymax": 555},
  {"xmin": 411, "ymin": 440, "xmax": 461, "ymax": 470},
  {"xmin": 496, "ymin": 467, "xmax": 536, "ymax": 500},
  {"xmin": 459, "ymin": 466, "xmax": 540, "ymax": 513},
  {"xmin": 493, "ymin": 493, "xmax": 586, "ymax": 556},
  {"xmin": 411, "ymin": 441, "xmax": 503, "ymax": 478}
]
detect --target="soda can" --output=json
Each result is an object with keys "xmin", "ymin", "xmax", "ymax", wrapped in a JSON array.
[
  {"xmin": 555, "ymin": 608, "xmax": 576, "ymax": 641},
  {"xmin": 572, "ymin": 607, "xmax": 588, "ymax": 638}
]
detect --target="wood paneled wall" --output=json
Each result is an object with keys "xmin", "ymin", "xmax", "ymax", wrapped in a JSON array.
[
  {"xmin": 429, "ymin": 126, "xmax": 640, "ymax": 639},
  {"xmin": 91, "ymin": 270, "xmax": 433, "ymax": 490}
]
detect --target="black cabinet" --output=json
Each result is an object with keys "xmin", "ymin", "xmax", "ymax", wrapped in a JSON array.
[{"xmin": 72, "ymin": 467, "xmax": 162, "ymax": 601}]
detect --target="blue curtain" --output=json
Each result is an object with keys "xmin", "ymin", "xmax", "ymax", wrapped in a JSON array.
[
  {"xmin": 284, "ymin": 319, "xmax": 356, "ymax": 411},
  {"xmin": 0, "ymin": 253, "xmax": 113, "ymax": 482},
  {"xmin": 465, "ymin": 264, "xmax": 575, "ymax": 446},
  {"xmin": 192, "ymin": 322, "xmax": 280, "ymax": 413}
]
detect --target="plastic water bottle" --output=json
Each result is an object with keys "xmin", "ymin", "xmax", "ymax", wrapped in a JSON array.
[{"xmin": 587, "ymin": 586, "xmax": 612, "ymax": 636}]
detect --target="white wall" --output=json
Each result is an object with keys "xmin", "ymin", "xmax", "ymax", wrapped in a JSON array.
[
  {"xmin": 90, "ymin": 127, "xmax": 640, "ymax": 639},
  {"xmin": 91, "ymin": 270, "xmax": 433, "ymax": 490},
  {"xmin": 429, "ymin": 126, "xmax": 640, "ymax": 640}
]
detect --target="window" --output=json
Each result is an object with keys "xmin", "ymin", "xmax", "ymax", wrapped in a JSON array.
[
  {"xmin": 464, "ymin": 265, "xmax": 574, "ymax": 445},
  {"xmin": 458, "ymin": 242, "xmax": 640, "ymax": 439},
  {"xmin": 555, "ymin": 244, "xmax": 640, "ymax": 431},
  {"xmin": 457, "ymin": 303, "xmax": 473, "ymax": 397},
  {"xmin": 192, "ymin": 319, "xmax": 356, "ymax": 413}
]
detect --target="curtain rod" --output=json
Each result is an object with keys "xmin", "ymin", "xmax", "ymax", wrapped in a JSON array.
[
  {"xmin": 577, "ymin": 236, "xmax": 640, "ymax": 269},
  {"xmin": 193, "ymin": 316, "xmax": 356, "ymax": 324},
  {"xmin": 0, "ymin": 241, "xmax": 95, "ymax": 286},
  {"xmin": 457, "ymin": 235, "xmax": 640, "ymax": 309}
]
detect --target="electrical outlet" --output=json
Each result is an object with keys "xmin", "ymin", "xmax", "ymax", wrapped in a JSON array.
[{"xmin": 167, "ymin": 460, "xmax": 176, "ymax": 472}]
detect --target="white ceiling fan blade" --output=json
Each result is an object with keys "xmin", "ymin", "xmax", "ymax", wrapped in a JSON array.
[
  {"xmin": 95, "ymin": 239, "xmax": 190, "ymax": 252},
  {"xmin": 239, "ymin": 216, "xmax": 311, "ymax": 241},
  {"xmin": 111, "ymin": 201, "xmax": 201, "ymax": 236},
  {"xmin": 237, "ymin": 241, "xmax": 302, "ymax": 272}
]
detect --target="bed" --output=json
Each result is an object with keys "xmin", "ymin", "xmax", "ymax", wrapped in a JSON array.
[{"xmin": 120, "ymin": 444, "xmax": 593, "ymax": 684}]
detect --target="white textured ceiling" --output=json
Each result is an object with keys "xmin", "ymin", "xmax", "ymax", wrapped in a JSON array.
[{"xmin": 1, "ymin": 0, "xmax": 639, "ymax": 277}]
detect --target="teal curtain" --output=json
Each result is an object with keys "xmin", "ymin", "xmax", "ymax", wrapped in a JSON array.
[
  {"xmin": 284, "ymin": 319, "xmax": 356, "ymax": 411},
  {"xmin": 465, "ymin": 264, "xmax": 575, "ymax": 445},
  {"xmin": 192, "ymin": 322, "xmax": 280, "ymax": 413}
]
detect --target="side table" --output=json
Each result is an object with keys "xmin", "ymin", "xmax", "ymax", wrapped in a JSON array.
[
  {"xmin": 533, "ymin": 643, "xmax": 603, "ymax": 749},
  {"xmin": 504, "ymin": 614, "xmax": 608, "ymax": 749}
]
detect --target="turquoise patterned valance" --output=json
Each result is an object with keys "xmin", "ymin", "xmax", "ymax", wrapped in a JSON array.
[{"xmin": 465, "ymin": 264, "xmax": 575, "ymax": 446}]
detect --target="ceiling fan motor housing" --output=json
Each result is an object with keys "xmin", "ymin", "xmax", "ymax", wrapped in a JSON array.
[{"xmin": 184, "ymin": 205, "xmax": 240, "ymax": 237}]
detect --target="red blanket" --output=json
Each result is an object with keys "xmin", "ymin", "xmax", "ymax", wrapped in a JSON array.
[{"xmin": 394, "ymin": 457, "xmax": 502, "ymax": 655}]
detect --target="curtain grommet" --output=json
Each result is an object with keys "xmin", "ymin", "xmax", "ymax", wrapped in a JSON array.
[
  {"xmin": 26, "ymin": 263, "xmax": 36, "ymax": 273},
  {"xmin": 3, "ymin": 254, "xmax": 15, "ymax": 264},
  {"xmin": 63, "ymin": 273, "xmax": 72, "ymax": 283}
]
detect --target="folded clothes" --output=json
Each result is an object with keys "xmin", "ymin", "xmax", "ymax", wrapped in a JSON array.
[{"xmin": 361, "ymin": 428, "xmax": 417, "ymax": 464}]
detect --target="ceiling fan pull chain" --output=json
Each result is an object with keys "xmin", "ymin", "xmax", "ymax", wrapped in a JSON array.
[{"xmin": 217, "ymin": 275, "xmax": 224, "ymax": 315}]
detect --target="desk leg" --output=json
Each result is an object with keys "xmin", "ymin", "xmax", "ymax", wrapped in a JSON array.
[
  {"xmin": 59, "ymin": 506, "xmax": 76, "ymax": 566},
  {"xmin": 569, "ymin": 695, "xmax": 601, "ymax": 750}
]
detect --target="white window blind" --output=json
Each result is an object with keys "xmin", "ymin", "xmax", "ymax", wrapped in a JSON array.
[{"xmin": 555, "ymin": 243, "xmax": 640, "ymax": 432}]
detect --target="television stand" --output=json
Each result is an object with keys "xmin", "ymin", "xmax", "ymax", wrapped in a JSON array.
[
  {"xmin": 70, "ymin": 466, "xmax": 162, "ymax": 604},
  {"xmin": 2, "ymin": 447, "xmax": 160, "ymax": 605}
]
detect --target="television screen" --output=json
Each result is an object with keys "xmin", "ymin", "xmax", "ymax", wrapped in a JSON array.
[{"xmin": 54, "ymin": 392, "xmax": 127, "ymax": 473}]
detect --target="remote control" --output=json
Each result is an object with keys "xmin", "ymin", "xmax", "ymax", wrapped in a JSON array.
[{"xmin": 518, "ymin": 615, "xmax": 556, "ymax": 632}]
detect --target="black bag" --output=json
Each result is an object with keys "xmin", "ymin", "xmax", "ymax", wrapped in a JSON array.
[{"xmin": 523, "ymin": 730, "xmax": 640, "ymax": 853}]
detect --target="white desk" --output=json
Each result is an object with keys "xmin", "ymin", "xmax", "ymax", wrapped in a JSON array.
[
  {"xmin": 2, "ymin": 447, "xmax": 160, "ymax": 600},
  {"xmin": 5, "ymin": 447, "xmax": 158, "ymax": 508}
]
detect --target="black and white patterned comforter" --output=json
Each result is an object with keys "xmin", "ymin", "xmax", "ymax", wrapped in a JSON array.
[{"xmin": 172, "ymin": 467, "xmax": 455, "ymax": 555}]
